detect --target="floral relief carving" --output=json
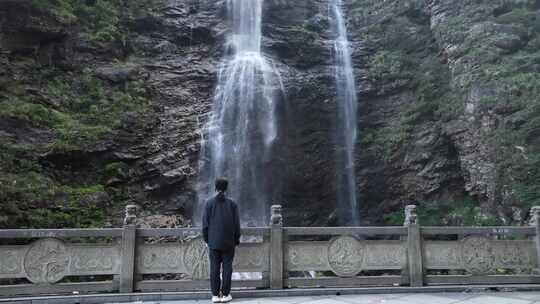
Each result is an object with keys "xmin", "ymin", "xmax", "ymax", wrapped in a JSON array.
[
  {"xmin": 327, "ymin": 236, "xmax": 364, "ymax": 277},
  {"xmin": 425, "ymin": 241, "xmax": 461, "ymax": 268},
  {"xmin": 24, "ymin": 239, "xmax": 70, "ymax": 284},
  {"xmin": 497, "ymin": 242, "xmax": 531, "ymax": 271},
  {"xmin": 0, "ymin": 250, "xmax": 22, "ymax": 274},
  {"xmin": 288, "ymin": 245, "xmax": 326, "ymax": 269},
  {"xmin": 141, "ymin": 247, "xmax": 182, "ymax": 270},
  {"xmin": 183, "ymin": 237, "xmax": 209, "ymax": 280},
  {"xmin": 365, "ymin": 245, "xmax": 404, "ymax": 267},
  {"xmin": 72, "ymin": 249, "xmax": 115, "ymax": 272},
  {"xmin": 460, "ymin": 236, "xmax": 495, "ymax": 275},
  {"xmin": 234, "ymin": 246, "xmax": 265, "ymax": 269}
]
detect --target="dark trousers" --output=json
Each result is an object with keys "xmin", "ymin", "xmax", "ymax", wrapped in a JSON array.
[{"xmin": 209, "ymin": 247, "xmax": 235, "ymax": 296}]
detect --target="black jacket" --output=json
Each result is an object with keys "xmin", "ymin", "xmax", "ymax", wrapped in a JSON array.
[{"xmin": 202, "ymin": 193, "xmax": 241, "ymax": 250}]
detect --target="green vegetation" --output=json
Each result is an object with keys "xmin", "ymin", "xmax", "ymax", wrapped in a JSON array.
[
  {"xmin": 31, "ymin": 0, "xmax": 122, "ymax": 42},
  {"xmin": 0, "ymin": 67, "xmax": 152, "ymax": 227},
  {"xmin": 0, "ymin": 66, "xmax": 151, "ymax": 228},
  {"xmin": 509, "ymin": 72, "xmax": 540, "ymax": 96},
  {"xmin": 1, "ymin": 98, "xmax": 66, "ymax": 127},
  {"xmin": 26, "ymin": 207, "xmax": 105, "ymax": 229},
  {"xmin": 5, "ymin": 0, "xmax": 539, "ymax": 229},
  {"xmin": 384, "ymin": 197, "xmax": 500, "ymax": 226},
  {"xmin": 0, "ymin": 98, "xmax": 111, "ymax": 152},
  {"xmin": 31, "ymin": 0, "xmax": 76, "ymax": 23},
  {"xmin": 0, "ymin": 167, "xmax": 107, "ymax": 228},
  {"xmin": 0, "ymin": 0, "xmax": 164, "ymax": 229},
  {"xmin": 495, "ymin": 9, "xmax": 540, "ymax": 29},
  {"xmin": 410, "ymin": 56, "xmax": 462, "ymax": 121},
  {"xmin": 0, "ymin": 133, "xmax": 109, "ymax": 228},
  {"xmin": 61, "ymin": 184, "xmax": 105, "ymax": 195},
  {"xmin": 0, "ymin": 69, "xmax": 150, "ymax": 152},
  {"xmin": 368, "ymin": 51, "xmax": 414, "ymax": 82},
  {"xmin": 285, "ymin": 25, "xmax": 324, "ymax": 66},
  {"xmin": 363, "ymin": 51, "xmax": 458, "ymax": 161},
  {"xmin": 514, "ymin": 154, "xmax": 540, "ymax": 208},
  {"xmin": 361, "ymin": 123, "xmax": 410, "ymax": 161},
  {"xmin": 486, "ymin": 69, "xmax": 540, "ymax": 211},
  {"xmin": 0, "ymin": 100, "xmax": 112, "ymax": 151},
  {"xmin": 105, "ymin": 162, "xmax": 128, "ymax": 179},
  {"xmin": 354, "ymin": 0, "xmax": 540, "ymax": 227},
  {"xmin": 288, "ymin": 25, "xmax": 318, "ymax": 45},
  {"xmin": 76, "ymin": 1, "xmax": 121, "ymax": 43},
  {"xmin": 505, "ymin": 72, "xmax": 540, "ymax": 209}
]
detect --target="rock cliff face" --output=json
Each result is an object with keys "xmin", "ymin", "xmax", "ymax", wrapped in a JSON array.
[{"xmin": 1, "ymin": 0, "xmax": 539, "ymax": 228}]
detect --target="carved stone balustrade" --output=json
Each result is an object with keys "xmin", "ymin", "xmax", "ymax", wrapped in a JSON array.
[{"xmin": 1, "ymin": 205, "xmax": 540, "ymax": 297}]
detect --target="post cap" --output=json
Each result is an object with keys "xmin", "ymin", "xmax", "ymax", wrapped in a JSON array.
[
  {"xmin": 404, "ymin": 204, "xmax": 418, "ymax": 226},
  {"xmin": 124, "ymin": 205, "xmax": 138, "ymax": 226},
  {"xmin": 270, "ymin": 204, "xmax": 283, "ymax": 227},
  {"xmin": 529, "ymin": 206, "xmax": 540, "ymax": 226}
]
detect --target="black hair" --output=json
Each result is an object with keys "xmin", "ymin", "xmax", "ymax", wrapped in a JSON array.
[{"xmin": 215, "ymin": 178, "xmax": 228, "ymax": 194}]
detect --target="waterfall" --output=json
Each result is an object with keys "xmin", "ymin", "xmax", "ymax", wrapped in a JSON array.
[
  {"xmin": 196, "ymin": 0, "xmax": 281, "ymax": 226},
  {"xmin": 330, "ymin": 0, "xmax": 359, "ymax": 225}
]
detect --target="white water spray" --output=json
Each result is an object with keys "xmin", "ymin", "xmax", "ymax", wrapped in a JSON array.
[
  {"xmin": 196, "ymin": 0, "xmax": 281, "ymax": 226},
  {"xmin": 330, "ymin": 0, "xmax": 359, "ymax": 225}
]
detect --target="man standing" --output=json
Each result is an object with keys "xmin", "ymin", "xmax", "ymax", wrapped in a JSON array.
[{"xmin": 202, "ymin": 178, "xmax": 241, "ymax": 303}]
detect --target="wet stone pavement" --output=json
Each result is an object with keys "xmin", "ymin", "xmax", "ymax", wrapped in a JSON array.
[{"xmin": 109, "ymin": 291, "xmax": 540, "ymax": 304}]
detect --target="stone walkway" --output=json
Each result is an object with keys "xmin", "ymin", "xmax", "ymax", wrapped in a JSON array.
[{"xmin": 125, "ymin": 292, "xmax": 540, "ymax": 304}]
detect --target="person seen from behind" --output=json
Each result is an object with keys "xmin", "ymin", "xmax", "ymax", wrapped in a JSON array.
[{"xmin": 202, "ymin": 178, "xmax": 241, "ymax": 303}]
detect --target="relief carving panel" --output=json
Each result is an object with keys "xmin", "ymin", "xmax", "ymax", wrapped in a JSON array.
[
  {"xmin": 233, "ymin": 243, "xmax": 268, "ymax": 272},
  {"xmin": 184, "ymin": 237, "xmax": 209, "ymax": 280},
  {"xmin": 363, "ymin": 242, "xmax": 405, "ymax": 269},
  {"xmin": 70, "ymin": 246, "xmax": 120, "ymax": 275},
  {"xmin": 424, "ymin": 239, "xmax": 534, "ymax": 274},
  {"xmin": 0, "ymin": 248, "xmax": 24, "ymax": 277},
  {"xmin": 286, "ymin": 242, "xmax": 328, "ymax": 271},
  {"xmin": 327, "ymin": 236, "xmax": 364, "ymax": 277},
  {"xmin": 460, "ymin": 236, "xmax": 495, "ymax": 275},
  {"xmin": 138, "ymin": 244, "xmax": 184, "ymax": 274},
  {"xmin": 24, "ymin": 238, "xmax": 70, "ymax": 284},
  {"xmin": 423, "ymin": 242, "xmax": 461, "ymax": 269},
  {"xmin": 493, "ymin": 241, "xmax": 534, "ymax": 270}
]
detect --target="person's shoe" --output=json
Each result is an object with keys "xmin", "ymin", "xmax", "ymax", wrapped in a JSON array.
[
  {"xmin": 221, "ymin": 295, "xmax": 233, "ymax": 303},
  {"xmin": 212, "ymin": 295, "xmax": 221, "ymax": 303}
]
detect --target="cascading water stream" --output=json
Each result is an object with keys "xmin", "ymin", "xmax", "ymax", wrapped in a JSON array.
[
  {"xmin": 196, "ymin": 0, "xmax": 281, "ymax": 227},
  {"xmin": 330, "ymin": 0, "xmax": 360, "ymax": 225}
]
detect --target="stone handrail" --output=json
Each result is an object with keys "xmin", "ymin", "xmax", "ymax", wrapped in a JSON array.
[{"xmin": 1, "ymin": 205, "xmax": 540, "ymax": 297}]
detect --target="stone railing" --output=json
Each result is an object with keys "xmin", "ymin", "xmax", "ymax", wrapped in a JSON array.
[{"xmin": 1, "ymin": 204, "xmax": 540, "ymax": 297}]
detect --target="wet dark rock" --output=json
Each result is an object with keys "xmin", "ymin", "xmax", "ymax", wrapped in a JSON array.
[
  {"xmin": 494, "ymin": 36, "xmax": 527, "ymax": 52},
  {"xmin": 95, "ymin": 65, "xmax": 140, "ymax": 83},
  {"xmin": 134, "ymin": 15, "xmax": 165, "ymax": 33},
  {"xmin": 152, "ymin": 41, "xmax": 178, "ymax": 54},
  {"xmin": 78, "ymin": 191, "xmax": 110, "ymax": 207},
  {"xmin": 2, "ymin": 0, "xmax": 540, "ymax": 227},
  {"xmin": 0, "ymin": 118, "xmax": 54, "ymax": 145}
]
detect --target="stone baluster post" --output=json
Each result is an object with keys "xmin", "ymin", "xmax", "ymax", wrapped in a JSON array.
[
  {"xmin": 404, "ymin": 205, "xmax": 423, "ymax": 287},
  {"xmin": 269, "ymin": 205, "xmax": 284, "ymax": 289},
  {"xmin": 529, "ymin": 206, "xmax": 540, "ymax": 273},
  {"xmin": 120, "ymin": 205, "xmax": 137, "ymax": 293}
]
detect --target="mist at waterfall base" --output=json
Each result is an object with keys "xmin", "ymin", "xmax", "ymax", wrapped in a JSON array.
[
  {"xmin": 195, "ymin": 0, "xmax": 283, "ymax": 227},
  {"xmin": 194, "ymin": 0, "xmax": 360, "ymax": 227}
]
